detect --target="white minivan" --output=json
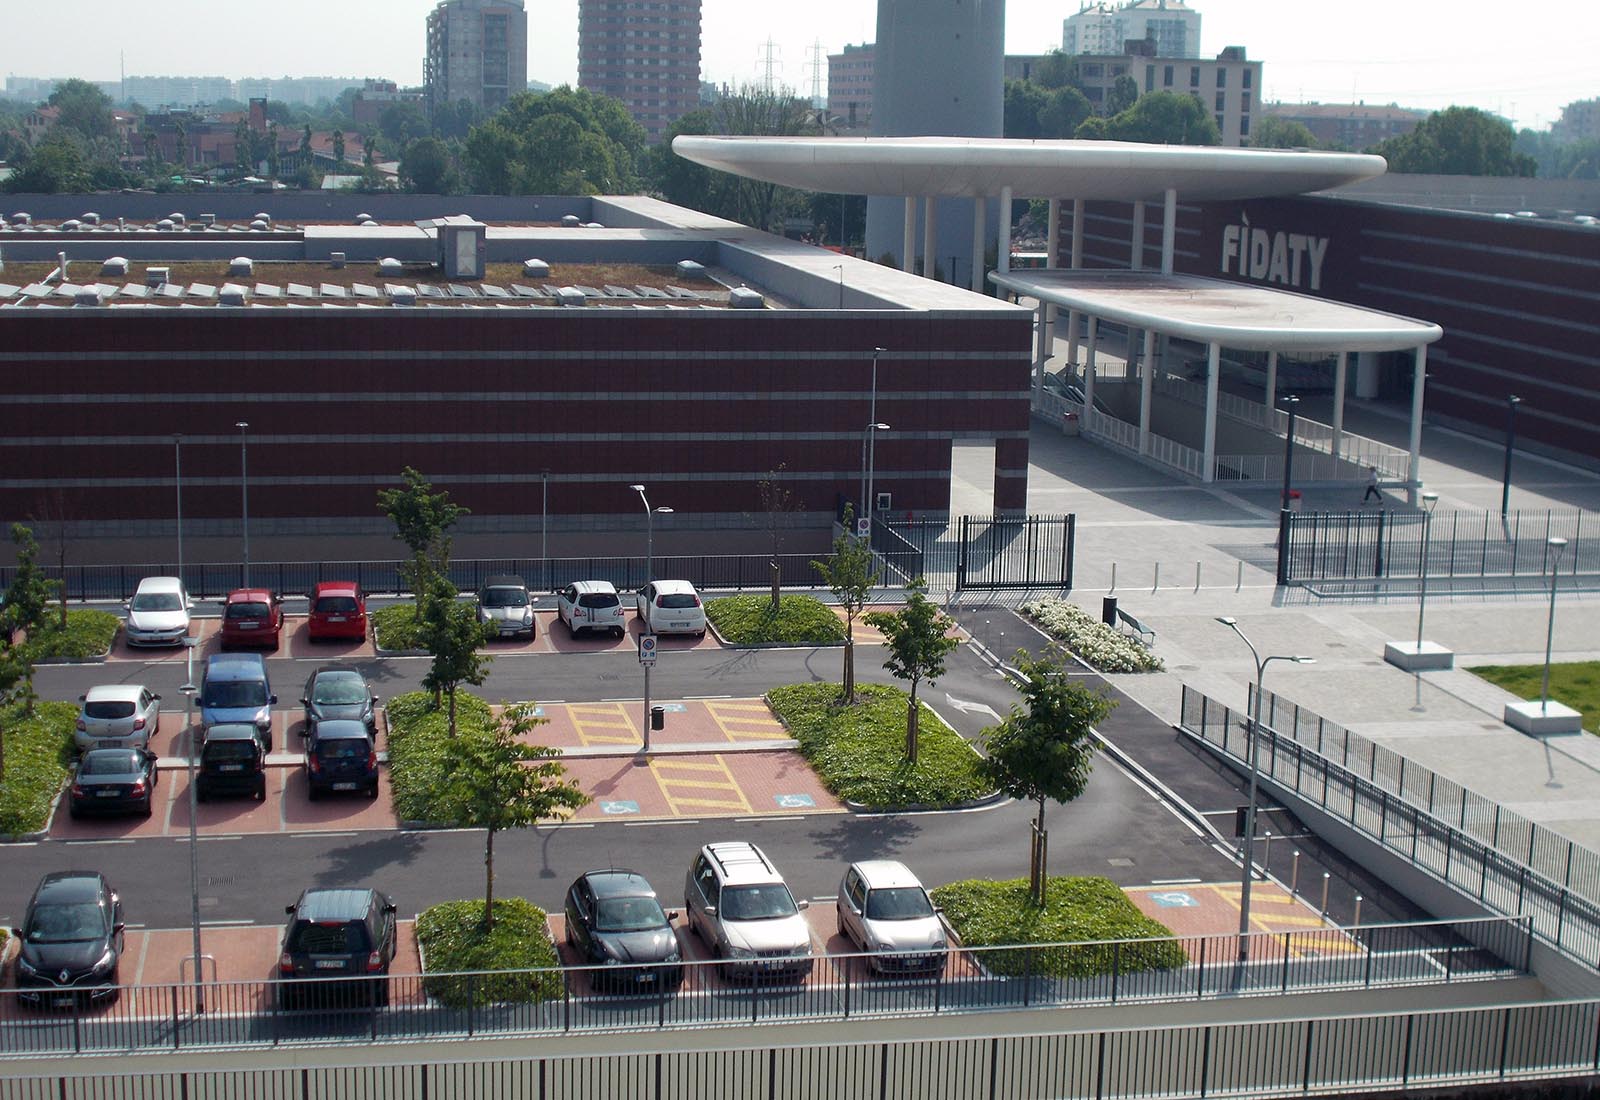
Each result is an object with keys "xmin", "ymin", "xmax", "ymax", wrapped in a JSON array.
[{"xmin": 635, "ymin": 580, "xmax": 706, "ymax": 637}]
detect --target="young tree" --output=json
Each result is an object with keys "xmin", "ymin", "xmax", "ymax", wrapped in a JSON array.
[
  {"xmin": 441, "ymin": 703, "xmax": 588, "ymax": 929},
  {"xmin": 417, "ymin": 572, "xmax": 493, "ymax": 735},
  {"xmin": 332, "ymin": 128, "xmax": 346, "ymax": 166},
  {"xmin": 2, "ymin": 524, "xmax": 61, "ymax": 711},
  {"xmin": 378, "ymin": 466, "xmax": 469, "ymax": 563},
  {"xmin": 754, "ymin": 465, "xmax": 804, "ymax": 610},
  {"xmin": 864, "ymin": 578, "xmax": 958, "ymax": 763},
  {"xmin": 812, "ymin": 506, "xmax": 879, "ymax": 704},
  {"xmin": 980, "ymin": 652, "xmax": 1116, "ymax": 905}
]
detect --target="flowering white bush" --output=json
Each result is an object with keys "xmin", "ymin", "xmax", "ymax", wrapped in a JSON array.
[{"xmin": 1020, "ymin": 598, "xmax": 1164, "ymax": 673}]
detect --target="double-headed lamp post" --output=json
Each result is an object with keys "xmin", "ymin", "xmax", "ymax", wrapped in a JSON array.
[
  {"xmin": 236, "ymin": 421, "xmax": 250, "ymax": 587},
  {"xmin": 856, "ymin": 347, "xmax": 888, "ymax": 525},
  {"xmin": 1540, "ymin": 536, "xmax": 1569, "ymax": 715},
  {"xmin": 628, "ymin": 485, "xmax": 672, "ymax": 755},
  {"xmin": 173, "ymin": 433, "xmax": 184, "ymax": 588},
  {"xmin": 1215, "ymin": 616, "xmax": 1314, "ymax": 965}
]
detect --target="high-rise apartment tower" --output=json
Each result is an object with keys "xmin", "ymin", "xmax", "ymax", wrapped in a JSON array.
[
  {"xmin": 425, "ymin": 0, "xmax": 528, "ymax": 117},
  {"xmin": 578, "ymin": 0, "xmax": 702, "ymax": 143}
]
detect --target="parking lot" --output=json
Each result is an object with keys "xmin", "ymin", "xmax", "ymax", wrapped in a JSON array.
[{"xmin": 106, "ymin": 616, "xmax": 377, "ymax": 663}]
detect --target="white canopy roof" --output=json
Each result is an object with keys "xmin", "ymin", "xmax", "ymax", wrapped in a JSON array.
[
  {"xmin": 992, "ymin": 270, "xmax": 1442, "ymax": 352},
  {"xmin": 671, "ymin": 136, "xmax": 1387, "ymax": 201}
]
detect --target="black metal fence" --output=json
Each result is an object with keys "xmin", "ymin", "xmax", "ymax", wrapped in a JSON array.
[
  {"xmin": 1180, "ymin": 684, "xmax": 1600, "ymax": 969},
  {"xmin": 1277, "ymin": 506, "xmax": 1600, "ymax": 585},
  {"xmin": 881, "ymin": 515, "xmax": 1075, "ymax": 592},
  {"xmin": 0, "ymin": 916, "xmax": 1526, "ymax": 1060}
]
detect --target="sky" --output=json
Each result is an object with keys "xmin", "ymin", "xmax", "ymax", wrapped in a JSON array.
[{"xmin": 1, "ymin": 0, "xmax": 1593, "ymax": 132}]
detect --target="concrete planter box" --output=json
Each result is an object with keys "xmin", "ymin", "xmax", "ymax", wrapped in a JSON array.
[
  {"xmin": 1504, "ymin": 700, "xmax": 1584, "ymax": 736},
  {"xmin": 1383, "ymin": 641, "xmax": 1454, "ymax": 672}
]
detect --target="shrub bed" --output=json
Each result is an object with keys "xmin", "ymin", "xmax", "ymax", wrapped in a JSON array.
[
  {"xmin": 931, "ymin": 876, "xmax": 1187, "ymax": 978},
  {"xmin": 416, "ymin": 897, "xmax": 563, "ymax": 1009},
  {"xmin": 384, "ymin": 690, "xmax": 495, "ymax": 824},
  {"xmin": 372, "ymin": 602, "xmax": 423, "ymax": 651},
  {"xmin": 0, "ymin": 701, "xmax": 78, "ymax": 836},
  {"xmin": 766, "ymin": 682, "xmax": 991, "ymax": 808},
  {"xmin": 705, "ymin": 595, "xmax": 846, "ymax": 646},
  {"xmin": 1020, "ymin": 598, "xmax": 1163, "ymax": 673},
  {"xmin": 30, "ymin": 610, "xmax": 121, "ymax": 660}
]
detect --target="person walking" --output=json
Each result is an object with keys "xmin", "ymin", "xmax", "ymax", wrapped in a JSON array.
[{"xmin": 1362, "ymin": 466, "xmax": 1383, "ymax": 504}]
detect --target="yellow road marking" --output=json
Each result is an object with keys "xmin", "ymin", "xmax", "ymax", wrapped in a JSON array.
[
  {"xmin": 650, "ymin": 755, "xmax": 752, "ymax": 816},
  {"xmin": 568, "ymin": 703, "xmax": 640, "ymax": 746},
  {"xmin": 706, "ymin": 700, "xmax": 786, "ymax": 741}
]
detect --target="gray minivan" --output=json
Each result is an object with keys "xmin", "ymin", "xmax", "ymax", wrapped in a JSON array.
[{"xmin": 200, "ymin": 652, "xmax": 276, "ymax": 751}]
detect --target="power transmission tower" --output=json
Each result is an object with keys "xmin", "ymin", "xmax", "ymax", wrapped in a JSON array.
[
  {"xmin": 805, "ymin": 39, "xmax": 827, "ymax": 108},
  {"xmin": 756, "ymin": 37, "xmax": 781, "ymax": 92}
]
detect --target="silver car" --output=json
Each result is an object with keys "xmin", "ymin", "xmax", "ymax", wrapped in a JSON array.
[
  {"xmin": 836, "ymin": 860, "xmax": 948, "ymax": 973},
  {"xmin": 684, "ymin": 842, "xmax": 813, "ymax": 979},
  {"xmin": 75, "ymin": 684, "xmax": 162, "ymax": 754},
  {"xmin": 124, "ymin": 576, "xmax": 192, "ymax": 647}
]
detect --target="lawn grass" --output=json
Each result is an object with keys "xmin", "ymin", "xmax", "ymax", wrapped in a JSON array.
[
  {"xmin": 766, "ymin": 682, "xmax": 991, "ymax": 808},
  {"xmin": 30, "ymin": 609, "xmax": 121, "ymax": 660},
  {"xmin": 1468, "ymin": 661, "xmax": 1600, "ymax": 734},
  {"xmin": 416, "ymin": 897, "xmax": 563, "ymax": 1008},
  {"xmin": 372, "ymin": 602, "xmax": 423, "ymax": 651},
  {"xmin": 0, "ymin": 700, "xmax": 78, "ymax": 836},
  {"xmin": 705, "ymin": 594, "xmax": 847, "ymax": 646},
  {"xmin": 384, "ymin": 690, "xmax": 495, "ymax": 824},
  {"xmin": 930, "ymin": 876, "xmax": 1187, "ymax": 978}
]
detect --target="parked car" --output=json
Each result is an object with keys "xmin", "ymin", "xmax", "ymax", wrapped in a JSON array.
[
  {"xmin": 277, "ymin": 887, "xmax": 397, "ymax": 1008},
  {"xmin": 684, "ymin": 842, "xmax": 812, "ymax": 980},
  {"xmin": 635, "ymin": 580, "xmax": 707, "ymax": 637},
  {"xmin": 306, "ymin": 582, "xmax": 368, "ymax": 642},
  {"xmin": 564, "ymin": 869, "xmax": 682, "ymax": 990},
  {"xmin": 12, "ymin": 871, "xmax": 125, "ymax": 1008},
  {"xmin": 836, "ymin": 861, "xmax": 948, "ymax": 973},
  {"xmin": 557, "ymin": 580, "xmax": 626, "ymax": 638},
  {"xmin": 75, "ymin": 684, "xmax": 161, "ymax": 755},
  {"xmin": 301, "ymin": 664, "xmax": 379, "ymax": 740},
  {"xmin": 305, "ymin": 719, "xmax": 379, "ymax": 800},
  {"xmin": 69, "ymin": 747, "xmax": 159, "ymax": 819},
  {"xmin": 123, "ymin": 576, "xmax": 192, "ymax": 647},
  {"xmin": 200, "ymin": 652, "xmax": 276, "ymax": 752},
  {"xmin": 196, "ymin": 724, "xmax": 268, "ymax": 802},
  {"xmin": 219, "ymin": 588, "xmax": 283, "ymax": 649},
  {"xmin": 477, "ymin": 574, "xmax": 536, "ymax": 639}
]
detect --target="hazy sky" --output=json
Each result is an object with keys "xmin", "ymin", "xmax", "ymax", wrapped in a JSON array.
[{"xmin": 1, "ymin": 0, "xmax": 1591, "ymax": 131}]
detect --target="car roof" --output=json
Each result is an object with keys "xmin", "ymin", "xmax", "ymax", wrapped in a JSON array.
[
  {"xmin": 291, "ymin": 887, "xmax": 378, "ymax": 921},
  {"xmin": 79, "ymin": 747, "xmax": 144, "ymax": 767},
  {"xmin": 134, "ymin": 576, "xmax": 183, "ymax": 594},
  {"xmin": 314, "ymin": 719, "xmax": 370, "ymax": 739},
  {"xmin": 851, "ymin": 860, "xmax": 924, "ymax": 890},
  {"xmin": 704, "ymin": 841, "xmax": 782, "ymax": 884},
  {"xmin": 311, "ymin": 663, "xmax": 362, "ymax": 678},
  {"xmin": 649, "ymin": 579, "xmax": 698, "ymax": 594},
  {"xmin": 204, "ymin": 723, "xmax": 261, "ymax": 741},
  {"xmin": 84, "ymin": 683, "xmax": 146, "ymax": 702},
  {"xmin": 205, "ymin": 652, "xmax": 267, "ymax": 677},
  {"xmin": 226, "ymin": 588, "xmax": 274, "ymax": 602},
  {"xmin": 483, "ymin": 575, "xmax": 527, "ymax": 589},
  {"xmin": 35, "ymin": 871, "xmax": 109, "ymax": 904},
  {"xmin": 580, "ymin": 870, "xmax": 656, "ymax": 898},
  {"xmin": 312, "ymin": 581, "xmax": 361, "ymax": 595}
]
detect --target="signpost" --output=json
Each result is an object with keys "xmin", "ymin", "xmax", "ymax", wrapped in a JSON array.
[{"xmin": 639, "ymin": 633, "xmax": 657, "ymax": 755}]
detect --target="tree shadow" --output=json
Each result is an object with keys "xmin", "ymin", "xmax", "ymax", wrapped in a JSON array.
[
  {"xmin": 805, "ymin": 813, "xmax": 921, "ymax": 863},
  {"xmin": 314, "ymin": 831, "xmax": 429, "ymax": 885}
]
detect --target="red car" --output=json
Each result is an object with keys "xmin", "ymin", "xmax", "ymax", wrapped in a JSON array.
[
  {"xmin": 219, "ymin": 588, "xmax": 283, "ymax": 649},
  {"xmin": 307, "ymin": 582, "xmax": 368, "ymax": 642}
]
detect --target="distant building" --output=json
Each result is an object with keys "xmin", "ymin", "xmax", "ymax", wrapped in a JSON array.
[
  {"xmin": 352, "ymin": 80, "xmax": 426, "ymax": 128},
  {"xmin": 1264, "ymin": 102, "xmax": 1428, "ymax": 150},
  {"xmin": 425, "ymin": 0, "xmax": 529, "ymax": 117},
  {"xmin": 1552, "ymin": 98, "xmax": 1600, "ymax": 145},
  {"xmin": 138, "ymin": 109, "xmax": 247, "ymax": 169},
  {"xmin": 1064, "ymin": 0, "xmax": 1202, "ymax": 59},
  {"xmin": 120, "ymin": 76, "xmax": 236, "ymax": 110},
  {"xmin": 577, "ymin": 0, "xmax": 702, "ymax": 143},
  {"xmin": 826, "ymin": 43, "xmax": 875, "ymax": 131},
  {"xmin": 235, "ymin": 77, "xmax": 367, "ymax": 107}
]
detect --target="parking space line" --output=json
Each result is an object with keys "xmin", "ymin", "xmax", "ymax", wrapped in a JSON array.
[
  {"xmin": 569, "ymin": 703, "xmax": 640, "ymax": 746},
  {"xmin": 705, "ymin": 700, "xmax": 787, "ymax": 741},
  {"xmin": 649, "ymin": 755, "xmax": 753, "ymax": 816}
]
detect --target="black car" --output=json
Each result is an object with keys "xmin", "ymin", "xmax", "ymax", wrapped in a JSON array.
[
  {"xmin": 277, "ymin": 887, "xmax": 397, "ymax": 1007},
  {"xmin": 564, "ymin": 869, "xmax": 683, "ymax": 990},
  {"xmin": 69, "ymin": 748, "xmax": 159, "ymax": 818},
  {"xmin": 13, "ymin": 871, "xmax": 125, "ymax": 1008},
  {"xmin": 305, "ymin": 719, "xmax": 379, "ymax": 800},
  {"xmin": 301, "ymin": 664, "xmax": 380, "ymax": 739},
  {"xmin": 196, "ymin": 724, "xmax": 268, "ymax": 801}
]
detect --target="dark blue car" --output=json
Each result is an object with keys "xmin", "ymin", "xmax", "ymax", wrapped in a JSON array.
[{"xmin": 305, "ymin": 719, "xmax": 379, "ymax": 800}]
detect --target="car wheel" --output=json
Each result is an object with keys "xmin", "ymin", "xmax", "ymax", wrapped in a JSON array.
[
  {"xmin": 68, "ymin": 801, "xmax": 82, "ymax": 820},
  {"xmin": 612, "ymin": 627, "xmax": 624, "ymax": 639},
  {"xmin": 141, "ymin": 795, "xmax": 153, "ymax": 818},
  {"xmin": 196, "ymin": 785, "xmax": 207, "ymax": 803},
  {"xmin": 254, "ymin": 779, "xmax": 267, "ymax": 801},
  {"xmin": 307, "ymin": 784, "xmax": 320, "ymax": 801},
  {"xmin": 367, "ymin": 782, "xmax": 379, "ymax": 800}
]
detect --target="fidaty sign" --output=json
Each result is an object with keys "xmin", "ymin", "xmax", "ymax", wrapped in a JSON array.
[{"xmin": 1219, "ymin": 211, "xmax": 1331, "ymax": 291}]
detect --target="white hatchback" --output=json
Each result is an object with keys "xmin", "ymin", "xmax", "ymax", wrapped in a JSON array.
[
  {"xmin": 836, "ymin": 860, "xmax": 949, "ymax": 973},
  {"xmin": 557, "ymin": 580, "xmax": 627, "ymax": 638},
  {"xmin": 124, "ymin": 576, "xmax": 192, "ymax": 647},
  {"xmin": 75, "ymin": 684, "xmax": 162, "ymax": 754},
  {"xmin": 635, "ymin": 580, "xmax": 706, "ymax": 637}
]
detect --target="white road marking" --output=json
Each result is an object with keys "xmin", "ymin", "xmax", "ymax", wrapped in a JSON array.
[
  {"xmin": 624, "ymin": 819, "xmax": 701, "ymax": 827},
  {"xmin": 944, "ymin": 693, "xmax": 1001, "ymax": 721}
]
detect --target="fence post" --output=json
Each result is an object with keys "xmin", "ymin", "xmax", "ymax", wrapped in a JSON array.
[
  {"xmin": 1196, "ymin": 936, "xmax": 1205, "ymax": 999},
  {"xmin": 1301, "ymin": 1019, "xmax": 1317, "ymax": 1093},
  {"xmin": 1373, "ymin": 508, "xmax": 1386, "ymax": 577},
  {"xmin": 1276, "ymin": 509, "xmax": 1292, "ymax": 585}
]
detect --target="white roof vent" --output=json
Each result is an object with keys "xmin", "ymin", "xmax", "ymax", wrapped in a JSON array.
[
  {"xmin": 728, "ymin": 286, "xmax": 765, "ymax": 309},
  {"xmin": 81, "ymin": 212, "xmax": 100, "ymax": 225},
  {"xmin": 100, "ymin": 257, "xmax": 129, "ymax": 277},
  {"xmin": 329, "ymin": 252, "xmax": 346, "ymax": 270},
  {"xmin": 156, "ymin": 219, "xmax": 175, "ymax": 231},
  {"xmin": 229, "ymin": 257, "xmax": 254, "ymax": 276},
  {"xmin": 168, "ymin": 213, "xmax": 186, "ymax": 226},
  {"xmin": 582, "ymin": 222, "xmax": 604, "ymax": 229},
  {"xmin": 219, "ymin": 284, "xmax": 249, "ymax": 306},
  {"xmin": 145, "ymin": 267, "xmax": 170, "ymax": 287},
  {"xmin": 561, "ymin": 214, "xmax": 581, "ymax": 228},
  {"xmin": 250, "ymin": 219, "xmax": 269, "ymax": 231},
  {"xmin": 253, "ymin": 213, "xmax": 272, "ymax": 224},
  {"xmin": 387, "ymin": 284, "xmax": 417, "ymax": 306},
  {"xmin": 377, "ymin": 257, "xmax": 403, "ymax": 276},
  {"xmin": 522, "ymin": 258, "xmax": 550, "ymax": 279},
  {"xmin": 554, "ymin": 286, "xmax": 586, "ymax": 307},
  {"xmin": 73, "ymin": 288, "xmax": 103, "ymax": 307},
  {"xmin": 11, "ymin": 212, "xmax": 30, "ymax": 225},
  {"xmin": 676, "ymin": 260, "xmax": 706, "ymax": 278},
  {"xmin": 200, "ymin": 213, "xmax": 216, "ymax": 226}
]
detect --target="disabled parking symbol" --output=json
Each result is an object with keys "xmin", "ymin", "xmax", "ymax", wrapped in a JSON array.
[
  {"xmin": 1149, "ymin": 891, "xmax": 1198, "ymax": 908},
  {"xmin": 774, "ymin": 793, "xmax": 816, "ymax": 809},
  {"xmin": 599, "ymin": 800, "xmax": 640, "ymax": 815}
]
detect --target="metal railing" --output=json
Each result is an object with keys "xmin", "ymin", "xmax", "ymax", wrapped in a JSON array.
[
  {"xmin": 1214, "ymin": 452, "xmax": 1370, "ymax": 484},
  {"xmin": 1180, "ymin": 684, "xmax": 1600, "ymax": 969},
  {"xmin": 0, "ymin": 916, "xmax": 1527, "ymax": 1059}
]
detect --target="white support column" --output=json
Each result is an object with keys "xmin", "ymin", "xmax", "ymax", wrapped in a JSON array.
[
  {"xmin": 1045, "ymin": 198, "xmax": 1061, "ymax": 363},
  {"xmin": 998, "ymin": 185, "xmax": 1013, "ymax": 275},
  {"xmin": 970, "ymin": 196, "xmax": 987, "ymax": 293},
  {"xmin": 901, "ymin": 197, "xmax": 916, "ymax": 273},
  {"xmin": 1161, "ymin": 187, "xmax": 1177, "ymax": 274},
  {"xmin": 922, "ymin": 196, "xmax": 937, "ymax": 279},
  {"xmin": 1331, "ymin": 351, "xmax": 1349, "ymax": 459},
  {"xmin": 1067, "ymin": 200, "xmax": 1085, "ymax": 367},
  {"xmin": 1084, "ymin": 316, "xmax": 1099, "ymax": 415},
  {"xmin": 1264, "ymin": 350, "xmax": 1278, "ymax": 412},
  {"xmin": 1131, "ymin": 200, "xmax": 1145, "ymax": 270},
  {"xmin": 1203, "ymin": 341, "xmax": 1221, "ymax": 483},
  {"xmin": 1034, "ymin": 302, "xmax": 1048, "ymax": 402},
  {"xmin": 1408, "ymin": 344, "xmax": 1428, "ymax": 506},
  {"xmin": 1139, "ymin": 328, "xmax": 1156, "ymax": 454}
]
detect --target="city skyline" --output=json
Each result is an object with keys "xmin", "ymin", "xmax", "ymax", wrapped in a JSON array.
[{"xmin": 0, "ymin": 0, "xmax": 1590, "ymax": 131}]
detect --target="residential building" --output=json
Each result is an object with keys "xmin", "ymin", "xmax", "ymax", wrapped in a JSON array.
[
  {"xmin": 235, "ymin": 77, "xmax": 367, "ymax": 106},
  {"xmin": 1064, "ymin": 0, "xmax": 1202, "ymax": 59},
  {"xmin": 1552, "ymin": 97, "xmax": 1600, "ymax": 144},
  {"xmin": 1133, "ymin": 44, "xmax": 1260, "ymax": 146},
  {"xmin": 577, "ymin": 0, "xmax": 702, "ymax": 143},
  {"xmin": 120, "ymin": 75, "xmax": 235, "ymax": 110},
  {"xmin": 826, "ymin": 43, "xmax": 875, "ymax": 131},
  {"xmin": 425, "ymin": 0, "xmax": 528, "ymax": 117},
  {"xmin": 1263, "ymin": 102, "xmax": 1428, "ymax": 149},
  {"xmin": 352, "ymin": 79, "xmax": 426, "ymax": 128}
]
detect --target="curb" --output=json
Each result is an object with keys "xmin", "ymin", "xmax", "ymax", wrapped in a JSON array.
[
  {"xmin": 842, "ymin": 789, "xmax": 1009, "ymax": 814},
  {"xmin": 1, "ymin": 782, "xmax": 64, "ymax": 844},
  {"xmin": 35, "ymin": 648, "xmax": 112, "ymax": 665}
]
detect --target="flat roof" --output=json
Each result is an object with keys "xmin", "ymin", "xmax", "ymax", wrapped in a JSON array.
[
  {"xmin": 671, "ymin": 136, "xmax": 1387, "ymax": 201},
  {"xmin": 991, "ymin": 270, "xmax": 1442, "ymax": 351}
]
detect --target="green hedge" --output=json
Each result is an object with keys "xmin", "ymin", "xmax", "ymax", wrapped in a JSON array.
[
  {"xmin": 416, "ymin": 897, "xmax": 563, "ymax": 1009},
  {"xmin": 766, "ymin": 682, "xmax": 991, "ymax": 809},
  {"xmin": 384, "ymin": 690, "xmax": 495, "ymax": 824},
  {"xmin": 705, "ymin": 595, "xmax": 846, "ymax": 646},
  {"xmin": 931, "ymin": 876, "xmax": 1187, "ymax": 978},
  {"xmin": 31, "ymin": 610, "xmax": 121, "ymax": 660},
  {"xmin": 0, "ymin": 701, "xmax": 77, "ymax": 836},
  {"xmin": 372, "ymin": 602, "xmax": 423, "ymax": 651}
]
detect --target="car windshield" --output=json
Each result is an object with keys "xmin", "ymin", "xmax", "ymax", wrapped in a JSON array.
[
  {"xmin": 595, "ymin": 895, "xmax": 668, "ymax": 932},
  {"xmin": 483, "ymin": 587, "xmax": 528, "ymax": 608},
  {"xmin": 131, "ymin": 592, "xmax": 182, "ymax": 611},
  {"xmin": 28, "ymin": 901, "xmax": 107, "ymax": 944},
  {"xmin": 658, "ymin": 594, "xmax": 699, "ymax": 609},
  {"xmin": 719, "ymin": 885, "xmax": 798, "ymax": 921},
  {"xmin": 312, "ymin": 674, "xmax": 367, "ymax": 705},
  {"xmin": 865, "ymin": 887, "xmax": 935, "ymax": 921},
  {"xmin": 314, "ymin": 596, "xmax": 359, "ymax": 613},
  {"xmin": 226, "ymin": 602, "xmax": 271, "ymax": 619},
  {"xmin": 80, "ymin": 752, "xmax": 141, "ymax": 775},
  {"xmin": 203, "ymin": 681, "xmax": 266, "ymax": 708},
  {"xmin": 578, "ymin": 593, "xmax": 619, "ymax": 609},
  {"xmin": 205, "ymin": 739, "xmax": 257, "ymax": 761},
  {"xmin": 83, "ymin": 700, "xmax": 135, "ymax": 720},
  {"xmin": 318, "ymin": 738, "xmax": 368, "ymax": 759}
]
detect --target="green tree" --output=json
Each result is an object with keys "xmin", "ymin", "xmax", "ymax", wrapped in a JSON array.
[
  {"xmin": 378, "ymin": 466, "xmax": 469, "ymax": 563},
  {"xmin": 417, "ymin": 571, "xmax": 494, "ymax": 736},
  {"xmin": 1249, "ymin": 116, "xmax": 1320, "ymax": 149},
  {"xmin": 234, "ymin": 120, "xmax": 252, "ymax": 173},
  {"xmin": 754, "ymin": 465, "xmax": 804, "ymax": 611},
  {"xmin": 1039, "ymin": 86, "xmax": 1094, "ymax": 138},
  {"xmin": 4, "ymin": 135, "xmax": 91, "ymax": 193},
  {"xmin": 1373, "ymin": 106, "xmax": 1536, "ymax": 177},
  {"xmin": 173, "ymin": 120, "xmax": 188, "ymax": 168},
  {"xmin": 864, "ymin": 579, "xmax": 959, "ymax": 763},
  {"xmin": 362, "ymin": 132, "xmax": 376, "ymax": 168},
  {"xmin": 299, "ymin": 122, "xmax": 313, "ymax": 161},
  {"xmin": 1077, "ymin": 91, "xmax": 1221, "ymax": 145},
  {"xmin": 47, "ymin": 78, "xmax": 117, "ymax": 143},
  {"xmin": 1031, "ymin": 51, "xmax": 1080, "ymax": 91},
  {"xmin": 400, "ymin": 136, "xmax": 461, "ymax": 193},
  {"xmin": 431, "ymin": 98, "xmax": 480, "ymax": 141},
  {"xmin": 440, "ymin": 703, "xmax": 588, "ymax": 929},
  {"xmin": 332, "ymin": 128, "xmax": 346, "ymax": 165},
  {"xmin": 1004, "ymin": 80, "xmax": 1048, "ymax": 139},
  {"xmin": 463, "ymin": 87, "xmax": 643, "ymax": 196},
  {"xmin": 380, "ymin": 102, "xmax": 431, "ymax": 147},
  {"xmin": 811, "ymin": 506, "xmax": 879, "ymax": 705},
  {"xmin": 266, "ymin": 124, "xmax": 281, "ymax": 178},
  {"xmin": 1106, "ymin": 74, "xmax": 1140, "ymax": 116},
  {"xmin": 979, "ymin": 652, "xmax": 1116, "ymax": 905}
]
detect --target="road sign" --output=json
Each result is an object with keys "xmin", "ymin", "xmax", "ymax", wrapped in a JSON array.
[
  {"xmin": 855, "ymin": 516, "xmax": 871, "ymax": 538},
  {"xmin": 638, "ymin": 633, "xmax": 658, "ymax": 666}
]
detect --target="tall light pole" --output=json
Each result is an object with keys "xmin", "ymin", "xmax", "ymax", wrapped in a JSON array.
[
  {"xmin": 1215, "ymin": 616, "xmax": 1314, "ymax": 966},
  {"xmin": 173, "ymin": 433, "xmax": 184, "ymax": 588},
  {"xmin": 628, "ymin": 484, "xmax": 671, "ymax": 756},
  {"xmin": 1414, "ymin": 491, "xmax": 1439, "ymax": 651},
  {"xmin": 833, "ymin": 264, "xmax": 844, "ymax": 309},
  {"xmin": 1540, "ymin": 536, "xmax": 1568, "ymax": 715},
  {"xmin": 236, "ymin": 422, "xmax": 249, "ymax": 588},
  {"xmin": 1279, "ymin": 395, "xmax": 1299, "ymax": 509},
  {"xmin": 1502, "ymin": 395, "xmax": 1522, "ymax": 518},
  {"xmin": 540, "ymin": 468, "xmax": 550, "ymax": 589},
  {"xmin": 180, "ymin": 649, "xmax": 204, "ymax": 1013},
  {"xmin": 857, "ymin": 347, "xmax": 887, "ymax": 522},
  {"xmin": 865, "ymin": 422, "xmax": 891, "ymax": 531}
]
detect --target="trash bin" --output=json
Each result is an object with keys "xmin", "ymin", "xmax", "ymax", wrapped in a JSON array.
[
  {"xmin": 1102, "ymin": 595, "xmax": 1119, "ymax": 626},
  {"xmin": 650, "ymin": 706, "xmax": 665, "ymax": 731},
  {"xmin": 1287, "ymin": 489, "xmax": 1303, "ymax": 513},
  {"xmin": 1062, "ymin": 411, "xmax": 1081, "ymax": 437}
]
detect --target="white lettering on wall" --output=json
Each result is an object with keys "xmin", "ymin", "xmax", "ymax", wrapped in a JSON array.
[{"xmin": 1218, "ymin": 211, "xmax": 1329, "ymax": 291}]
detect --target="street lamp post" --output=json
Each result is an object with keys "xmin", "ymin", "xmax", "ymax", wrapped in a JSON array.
[
  {"xmin": 1502, "ymin": 395, "xmax": 1522, "ymax": 518},
  {"xmin": 236, "ymin": 422, "xmax": 249, "ymax": 588},
  {"xmin": 629, "ymin": 485, "xmax": 672, "ymax": 755},
  {"xmin": 864, "ymin": 422, "xmax": 891, "ymax": 532},
  {"xmin": 180, "ymin": 650, "xmax": 204, "ymax": 1012},
  {"xmin": 1215, "ymin": 617, "xmax": 1314, "ymax": 967},
  {"xmin": 833, "ymin": 264, "xmax": 844, "ymax": 309},
  {"xmin": 857, "ymin": 347, "xmax": 887, "ymax": 523},
  {"xmin": 1540, "ymin": 536, "xmax": 1569, "ymax": 715},
  {"xmin": 1414, "ymin": 491, "xmax": 1439, "ymax": 651},
  {"xmin": 173, "ymin": 433, "xmax": 184, "ymax": 588},
  {"xmin": 540, "ymin": 468, "xmax": 550, "ymax": 590},
  {"xmin": 1279, "ymin": 395, "xmax": 1300, "ymax": 509}
]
